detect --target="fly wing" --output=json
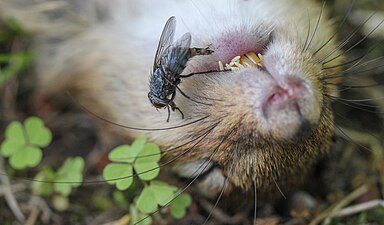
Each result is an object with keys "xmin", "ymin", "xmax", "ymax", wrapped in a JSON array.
[
  {"xmin": 153, "ymin": 16, "xmax": 176, "ymax": 71},
  {"xmin": 162, "ymin": 32, "xmax": 192, "ymax": 75}
]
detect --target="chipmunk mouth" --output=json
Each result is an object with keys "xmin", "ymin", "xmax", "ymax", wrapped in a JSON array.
[
  {"xmin": 209, "ymin": 36, "xmax": 320, "ymax": 140},
  {"xmin": 218, "ymin": 51, "xmax": 264, "ymax": 71},
  {"xmin": 183, "ymin": 27, "xmax": 271, "ymax": 74}
]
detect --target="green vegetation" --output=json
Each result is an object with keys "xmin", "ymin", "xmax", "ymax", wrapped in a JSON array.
[
  {"xmin": 0, "ymin": 116, "xmax": 52, "ymax": 169},
  {"xmin": 0, "ymin": 18, "xmax": 32, "ymax": 87},
  {"xmin": 103, "ymin": 136, "xmax": 192, "ymax": 224}
]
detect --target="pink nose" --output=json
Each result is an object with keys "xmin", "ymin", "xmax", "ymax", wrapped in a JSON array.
[{"xmin": 264, "ymin": 77, "xmax": 304, "ymax": 111}]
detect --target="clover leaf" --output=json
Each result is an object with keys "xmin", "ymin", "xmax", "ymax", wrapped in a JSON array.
[
  {"xmin": 54, "ymin": 157, "xmax": 85, "ymax": 196},
  {"xmin": 24, "ymin": 116, "xmax": 52, "ymax": 147},
  {"xmin": 32, "ymin": 157, "xmax": 85, "ymax": 208},
  {"xmin": 102, "ymin": 136, "xmax": 192, "ymax": 221},
  {"xmin": 103, "ymin": 162, "xmax": 133, "ymax": 191},
  {"xmin": 0, "ymin": 117, "xmax": 52, "ymax": 169},
  {"xmin": 171, "ymin": 193, "xmax": 192, "ymax": 219},
  {"xmin": 135, "ymin": 186, "xmax": 157, "ymax": 214},
  {"xmin": 32, "ymin": 167, "xmax": 56, "ymax": 196},
  {"xmin": 103, "ymin": 136, "xmax": 161, "ymax": 191},
  {"xmin": 136, "ymin": 181, "xmax": 177, "ymax": 214},
  {"xmin": 134, "ymin": 143, "xmax": 161, "ymax": 181},
  {"xmin": 130, "ymin": 205, "xmax": 152, "ymax": 225}
]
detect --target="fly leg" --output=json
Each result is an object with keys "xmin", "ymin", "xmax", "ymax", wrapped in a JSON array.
[
  {"xmin": 169, "ymin": 92, "xmax": 184, "ymax": 120},
  {"xmin": 176, "ymin": 86, "xmax": 211, "ymax": 106},
  {"xmin": 172, "ymin": 105, "xmax": 184, "ymax": 119},
  {"xmin": 162, "ymin": 90, "xmax": 182, "ymax": 122},
  {"xmin": 166, "ymin": 105, "xmax": 171, "ymax": 122},
  {"xmin": 169, "ymin": 101, "xmax": 184, "ymax": 120}
]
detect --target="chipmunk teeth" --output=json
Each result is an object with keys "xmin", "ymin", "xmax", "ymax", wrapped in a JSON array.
[
  {"xmin": 230, "ymin": 55, "xmax": 241, "ymax": 64},
  {"xmin": 218, "ymin": 61, "xmax": 225, "ymax": 71},
  {"xmin": 239, "ymin": 56, "xmax": 254, "ymax": 67},
  {"xmin": 221, "ymin": 51, "xmax": 264, "ymax": 71},
  {"xmin": 244, "ymin": 52, "xmax": 259, "ymax": 65}
]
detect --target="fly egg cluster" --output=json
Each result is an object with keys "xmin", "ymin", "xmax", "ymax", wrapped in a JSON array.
[{"xmin": 218, "ymin": 51, "xmax": 264, "ymax": 71}]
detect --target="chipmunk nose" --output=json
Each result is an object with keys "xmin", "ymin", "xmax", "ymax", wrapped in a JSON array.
[
  {"xmin": 263, "ymin": 77, "xmax": 303, "ymax": 110},
  {"xmin": 262, "ymin": 76, "xmax": 318, "ymax": 140}
]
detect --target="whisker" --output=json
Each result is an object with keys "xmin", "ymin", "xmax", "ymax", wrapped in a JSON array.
[
  {"xmin": 176, "ymin": 86, "xmax": 212, "ymax": 106},
  {"xmin": 323, "ymin": 44, "xmax": 379, "ymax": 70},
  {"xmin": 331, "ymin": 83, "xmax": 382, "ymax": 93},
  {"xmin": 272, "ymin": 176, "xmax": 287, "ymax": 199},
  {"xmin": 134, "ymin": 129, "xmax": 234, "ymax": 225},
  {"xmin": 179, "ymin": 70, "xmax": 227, "ymax": 102},
  {"xmin": 253, "ymin": 178, "xmax": 257, "ymax": 225},
  {"xmin": 67, "ymin": 91, "xmax": 210, "ymax": 131},
  {"xmin": 202, "ymin": 143, "xmax": 238, "ymax": 225},
  {"xmin": 322, "ymin": 39, "xmax": 384, "ymax": 70},
  {"xmin": 327, "ymin": 94, "xmax": 379, "ymax": 108},
  {"xmin": 113, "ymin": 123, "xmax": 219, "ymax": 161},
  {"xmin": 252, "ymin": 140, "xmax": 259, "ymax": 225},
  {"xmin": 302, "ymin": 10, "xmax": 312, "ymax": 53},
  {"xmin": 344, "ymin": 53, "xmax": 384, "ymax": 71},
  {"xmin": 0, "ymin": 122, "xmax": 219, "ymax": 186},
  {"xmin": 106, "ymin": 121, "xmax": 218, "ymax": 184},
  {"xmin": 326, "ymin": 83, "xmax": 380, "ymax": 89},
  {"xmin": 333, "ymin": 124, "xmax": 374, "ymax": 153},
  {"xmin": 179, "ymin": 69, "xmax": 229, "ymax": 78},
  {"xmin": 321, "ymin": 55, "xmax": 384, "ymax": 80},
  {"xmin": 317, "ymin": 12, "xmax": 376, "ymax": 64},
  {"xmin": 333, "ymin": 110, "xmax": 380, "ymax": 141},
  {"xmin": 303, "ymin": 0, "xmax": 326, "ymax": 52},
  {"xmin": 323, "ymin": 17, "xmax": 384, "ymax": 65},
  {"xmin": 323, "ymin": 55, "xmax": 367, "ymax": 70},
  {"xmin": 313, "ymin": 0, "xmax": 356, "ymax": 55},
  {"xmin": 327, "ymin": 94, "xmax": 383, "ymax": 114},
  {"xmin": 322, "ymin": 62, "xmax": 384, "ymax": 81},
  {"xmin": 156, "ymin": 122, "xmax": 219, "ymax": 166},
  {"xmin": 333, "ymin": 95, "xmax": 384, "ymax": 103}
]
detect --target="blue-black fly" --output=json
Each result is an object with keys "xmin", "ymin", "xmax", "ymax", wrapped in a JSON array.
[{"xmin": 148, "ymin": 16, "xmax": 214, "ymax": 122}]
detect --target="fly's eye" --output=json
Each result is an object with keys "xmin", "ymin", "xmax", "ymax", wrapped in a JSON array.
[{"xmin": 153, "ymin": 102, "xmax": 165, "ymax": 108}]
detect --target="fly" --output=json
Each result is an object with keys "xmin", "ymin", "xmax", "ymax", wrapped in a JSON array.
[{"xmin": 148, "ymin": 16, "xmax": 214, "ymax": 122}]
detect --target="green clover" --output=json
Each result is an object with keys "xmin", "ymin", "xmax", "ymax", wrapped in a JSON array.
[
  {"xmin": 32, "ymin": 167, "xmax": 56, "ymax": 196},
  {"xmin": 1, "ymin": 117, "xmax": 52, "ymax": 169},
  {"xmin": 129, "ymin": 205, "xmax": 152, "ymax": 225},
  {"xmin": 136, "ymin": 180, "xmax": 177, "ymax": 214},
  {"xmin": 54, "ymin": 157, "xmax": 85, "ymax": 196},
  {"xmin": 103, "ymin": 145, "xmax": 135, "ymax": 190},
  {"xmin": 102, "ymin": 136, "xmax": 161, "ymax": 191},
  {"xmin": 171, "ymin": 193, "xmax": 192, "ymax": 219},
  {"xmin": 32, "ymin": 157, "xmax": 85, "ymax": 198},
  {"xmin": 134, "ymin": 143, "xmax": 161, "ymax": 180}
]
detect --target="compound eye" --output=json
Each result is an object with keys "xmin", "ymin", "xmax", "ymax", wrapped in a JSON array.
[{"xmin": 153, "ymin": 102, "xmax": 166, "ymax": 108}]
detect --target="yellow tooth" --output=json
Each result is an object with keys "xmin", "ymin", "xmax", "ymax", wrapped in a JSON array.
[
  {"xmin": 239, "ymin": 56, "xmax": 255, "ymax": 67},
  {"xmin": 222, "ymin": 51, "xmax": 263, "ymax": 71},
  {"xmin": 234, "ymin": 61, "xmax": 244, "ymax": 68},
  {"xmin": 245, "ymin": 51, "xmax": 262, "ymax": 65}
]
